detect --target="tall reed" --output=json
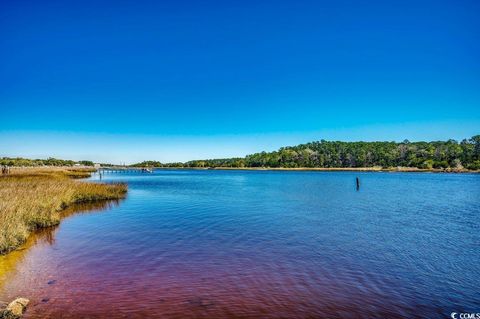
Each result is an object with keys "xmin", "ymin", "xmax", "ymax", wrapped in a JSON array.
[{"xmin": 0, "ymin": 168, "xmax": 127, "ymax": 254}]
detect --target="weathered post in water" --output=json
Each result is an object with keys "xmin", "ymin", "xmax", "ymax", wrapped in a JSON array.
[{"xmin": 356, "ymin": 177, "xmax": 360, "ymax": 191}]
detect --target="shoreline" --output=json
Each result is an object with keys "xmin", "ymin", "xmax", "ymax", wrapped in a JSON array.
[
  {"xmin": 9, "ymin": 166, "xmax": 477, "ymax": 173},
  {"xmin": 132, "ymin": 166, "xmax": 479, "ymax": 173},
  {"xmin": 0, "ymin": 168, "xmax": 127, "ymax": 255}
]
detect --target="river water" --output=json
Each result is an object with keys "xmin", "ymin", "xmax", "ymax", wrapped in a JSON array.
[{"xmin": 0, "ymin": 170, "xmax": 479, "ymax": 318}]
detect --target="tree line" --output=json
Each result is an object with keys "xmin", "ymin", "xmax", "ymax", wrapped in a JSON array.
[
  {"xmin": 3, "ymin": 136, "xmax": 479, "ymax": 170},
  {"xmin": 0, "ymin": 157, "xmax": 95, "ymax": 167},
  {"xmin": 132, "ymin": 135, "xmax": 480, "ymax": 170}
]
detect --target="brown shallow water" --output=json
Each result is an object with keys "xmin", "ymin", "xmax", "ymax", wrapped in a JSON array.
[{"xmin": 1, "ymin": 170, "xmax": 479, "ymax": 318}]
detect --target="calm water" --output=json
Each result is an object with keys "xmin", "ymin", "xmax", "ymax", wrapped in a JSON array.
[{"xmin": 1, "ymin": 170, "xmax": 479, "ymax": 318}]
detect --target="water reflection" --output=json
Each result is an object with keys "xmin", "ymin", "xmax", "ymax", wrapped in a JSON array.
[{"xmin": 0, "ymin": 200, "xmax": 122, "ymax": 294}]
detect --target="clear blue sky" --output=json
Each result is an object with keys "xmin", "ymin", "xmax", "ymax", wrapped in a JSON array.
[{"xmin": 1, "ymin": 0, "xmax": 479, "ymax": 163}]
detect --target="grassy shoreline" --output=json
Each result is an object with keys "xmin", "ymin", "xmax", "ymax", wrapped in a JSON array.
[{"xmin": 0, "ymin": 168, "xmax": 127, "ymax": 255}]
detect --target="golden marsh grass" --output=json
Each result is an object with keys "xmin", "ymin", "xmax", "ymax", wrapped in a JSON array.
[{"xmin": 0, "ymin": 168, "xmax": 127, "ymax": 254}]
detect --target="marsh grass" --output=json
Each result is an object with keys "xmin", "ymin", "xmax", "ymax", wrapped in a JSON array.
[{"xmin": 0, "ymin": 168, "xmax": 127, "ymax": 254}]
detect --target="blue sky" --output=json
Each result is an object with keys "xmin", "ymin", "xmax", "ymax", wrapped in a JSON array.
[{"xmin": 1, "ymin": 0, "xmax": 479, "ymax": 163}]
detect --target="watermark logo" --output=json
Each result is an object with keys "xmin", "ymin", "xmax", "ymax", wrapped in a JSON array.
[{"xmin": 451, "ymin": 312, "xmax": 480, "ymax": 319}]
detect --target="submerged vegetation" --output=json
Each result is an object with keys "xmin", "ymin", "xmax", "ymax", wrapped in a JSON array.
[
  {"xmin": 0, "ymin": 168, "xmax": 127, "ymax": 254},
  {"xmin": 133, "ymin": 135, "xmax": 480, "ymax": 170}
]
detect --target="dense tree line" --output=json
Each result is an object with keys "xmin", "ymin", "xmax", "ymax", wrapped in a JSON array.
[
  {"xmin": 0, "ymin": 157, "xmax": 94, "ymax": 167},
  {"xmin": 132, "ymin": 135, "xmax": 480, "ymax": 170},
  {"xmin": 7, "ymin": 136, "xmax": 478, "ymax": 170}
]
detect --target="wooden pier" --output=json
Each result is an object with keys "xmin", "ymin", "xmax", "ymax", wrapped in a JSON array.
[{"xmin": 96, "ymin": 167, "xmax": 153, "ymax": 174}]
